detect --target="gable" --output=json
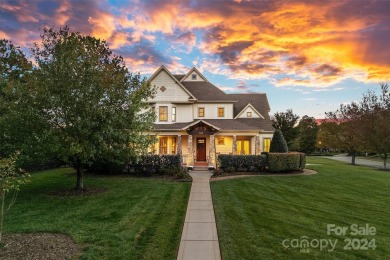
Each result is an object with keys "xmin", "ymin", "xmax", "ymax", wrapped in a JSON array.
[
  {"xmin": 181, "ymin": 67, "xmax": 208, "ymax": 82},
  {"xmin": 235, "ymin": 103, "xmax": 264, "ymax": 119},
  {"xmin": 149, "ymin": 68, "xmax": 195, "ymax": 102}
]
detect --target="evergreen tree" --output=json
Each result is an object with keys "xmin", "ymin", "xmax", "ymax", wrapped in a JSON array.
[{"xmin": 269, "ymin": 129, "xmax": 288, "ymax": 153}]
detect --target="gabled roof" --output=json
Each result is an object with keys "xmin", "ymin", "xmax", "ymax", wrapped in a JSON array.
[
  {"xmin": 180, "ymin": 67, "xmax": 209, "ymax": 82},
  {"xmin": 234, "ymin": 103, "xmax": 264, "ymax": 119},
  {"xmin": 173, "ymin": 74, "xmax": 186, "ymax": 81},
  {"xmin": 181, "ymin": 120, "xmax": 221, "ymax": 131},
  {"xmin": 228, "ymin": 94, "xmax": 271, "ymax": 119},
  {"xmin": 148, "ymin": 65, "xmax": 197, "ymax": 100},
  {"xmin": 181, "ymin": 81, "xmax": 234, "ymax": 101}
]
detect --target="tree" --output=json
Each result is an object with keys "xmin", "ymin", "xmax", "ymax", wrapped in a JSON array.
[
  {"xmin": 0, "ymin": 154, "xmax": 30, "ymax": 243},
  {"xmin": 325, "ymin": 104, "xmax": 363, "ymax": 165},
  {"xmin": 28, "ymin": 27, "xmax": 156, "ymax": 189},
  {"xmin": 269, "ymin": 129, "xmax": 288, "ymax": 153},
  {"xmin": 297, "ymin": 116, "xmax": 319, "ymax": 154},
  {"xmin": 356, "ymin": 84, "xmax": 390, "ymax": 169},
  {"xmin": 271, "ymin": 109, "xmax": 300, "ymax": 149}
]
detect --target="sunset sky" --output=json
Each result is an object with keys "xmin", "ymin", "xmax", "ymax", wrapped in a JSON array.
[{"xmin": 1, "ymin": 0, "xmax": 389, "ymax": 118}]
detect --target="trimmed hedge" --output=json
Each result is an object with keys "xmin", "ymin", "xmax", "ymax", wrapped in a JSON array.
[
  {"xmin": 128, "ymin": 154, "xmax": 182, "ymax": 175},
  {"xmin": 218, "ymin": 155, "xmax": 267, "ymax": 172},
  {"xmin": 268, "ymin": 152, "xmax": 306, "ymax": 172}
]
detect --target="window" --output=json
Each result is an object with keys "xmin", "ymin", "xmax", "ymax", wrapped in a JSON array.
[
  {"xmin": 237, "ymin": 140, "xmax": 250, "ymax": 155},
  {"xmin": 159, "ymin": 106, "xmax": 168, "ymax": 121},
  {"xmin": 172, "ymin": 107, "xmax": 176, "ymax": 122},
  {"xmin": 171, "ymin": 137, "xmax": 176, "ymax": 154},
  {"xmin": 247, "ymin": 112, "xmax": 252, "ymax": 117},
  {"xmin": 159, "ymin": 137, "xmax": 168, "ymax": 154},
  {"xmin": 217, "ymin": 137, "xmax": 225, "ymax": 145},
  {"xmin": 263, "ymin": 138, "xmax": 271, "ymax": 152},
  {"xmin": 218, "ymin": 107, "xmax": 224, "ymax": 117},
  {"xmin": 198, "ymin": 107, "xmax": 205, "ymax": 117},
  {"xmin": 192, "ymin": 74, "xmax": 197, "ymax": 80}
]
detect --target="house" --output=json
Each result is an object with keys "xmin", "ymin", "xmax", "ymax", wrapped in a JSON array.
[{"xmin": 147, "ymin": 66, "xmax": 274, "ymax": 168}]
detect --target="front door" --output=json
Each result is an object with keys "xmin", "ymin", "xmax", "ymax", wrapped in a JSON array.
[{"xmin": 196, "ymin": 138, "xmax": 206, "ymax": 161}]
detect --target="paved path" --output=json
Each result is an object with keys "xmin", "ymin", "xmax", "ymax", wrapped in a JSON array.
[
  {"xmin": 323, "ymin": 155, "xmax": 386, "ymax": 169},
  {"xmin": 177, "ymin": 171, "xmax": 221, "ymax": 260}
]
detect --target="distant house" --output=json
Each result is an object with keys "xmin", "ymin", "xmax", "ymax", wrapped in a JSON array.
[{"xmin": 147, "ymin": 66, "xmax": 274, "ymax": 168}]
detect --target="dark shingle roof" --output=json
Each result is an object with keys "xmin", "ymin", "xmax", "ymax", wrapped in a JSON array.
[
  {"xmin": 181, "ymin": 82, "xmax": 233, "ymax": 101},
  {"xmin": 228, "ymin": 94, "xmax": 271, "ymax": 119},
  {"xmin": 173, "ymin": 74, "xmax": 185, "ymax": 81},
  {"xmin": 154, "ymin": 118, "xmax": 273, "ymax": 132}
]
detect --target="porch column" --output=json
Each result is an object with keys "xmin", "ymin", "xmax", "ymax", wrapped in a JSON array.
[
  {"xmin": 260, "ymin": 136, "xmax": 264, "ymax": 153},
  {"xmin": 232, "ymin": 134, "xmax": 237, "ymax": 155},
  {"xmin": 187, "ymin": 135, "xmax": 194, "ymax": 166},
  {"xmin": 209, "ymin": 134, "xmax": 216, "ymax": 168},
  {"xmin": 255, "ymin": 135, "xmax": 261, "ymax": 155},
  {"xmin": 177, "ymin": 135, "xmax": 182, "ymax": 155}
]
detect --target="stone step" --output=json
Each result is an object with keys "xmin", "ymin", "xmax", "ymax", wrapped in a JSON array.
[{"xmin": 193, "ymin": 166, "xmax": 212, "ymax": 171}]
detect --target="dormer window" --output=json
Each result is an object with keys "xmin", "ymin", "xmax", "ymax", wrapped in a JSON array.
[
  {"xmin": 218, "ymin": 107, "xmax": 224, "ymax": 117},
  {"xmin": 247, "ymin": 112, "xmax": 252, "ymax": 117},
  {"xmin": 192, "ymin": 74, "xmax": 197, "ymax": 80},
  {"xmin": 198, "ymin": 107, "xmax": 205, "ymax": 117}
]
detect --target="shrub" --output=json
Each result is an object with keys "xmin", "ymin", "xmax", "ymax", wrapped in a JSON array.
[
  {"xmin": 269, "ymin": 130, "xmax": 288, "ymax": 153},
  {"xmin": 268, "ymin": 153, "xmax": 301, "ymax": 172},
  {"xmin": 218, "ymin": 155, "xmax": 267, "ymax": 172},
  {"xmin": 299, "ymin": 153, "xmax": 306, "ymax": 169},
  {"xmin": 128, "ymin": 154, "xmax": 181, "ymax": 175}
]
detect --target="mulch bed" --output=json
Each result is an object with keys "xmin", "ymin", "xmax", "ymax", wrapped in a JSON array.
[
  {"xmin": 210, "ymin": 168, "xmax": 318, "ymax": 182},
  {"xmin": 0, "ymin": 233, "xmax": 80, "ymax": 260}
]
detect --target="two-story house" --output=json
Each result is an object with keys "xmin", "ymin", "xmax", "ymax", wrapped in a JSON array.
[{"xmin": 148, "ymin": 66, "xmax": 274, "ymax": 168}]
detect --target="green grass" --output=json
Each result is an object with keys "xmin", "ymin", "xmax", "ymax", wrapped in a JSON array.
[
  {"xmin": 211, "ymin": 157, "xmax": 390, "ymax": 259},
  {"xmin": 4, "ymin": 168, "xmax": 191, "ymax": 259}
]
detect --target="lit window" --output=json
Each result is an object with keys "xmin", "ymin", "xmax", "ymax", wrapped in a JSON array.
[
  {"xmin": 192, "ymin": 74, "xmax": 197, "ymax": 80},
  {"xmin": 218, "ymin": 137, "xmax": 225, "ymax": 145},
  {"xmin": 159, "ymin": 106, "xmax": 168, "ymax": 121},
  {"xmin": 172, "ymin": 107, "xmax": 176, "ymax": 122},
  {"xmin": 171, "ymin": 137, "xmax": 176, "ymax": 154},
  {"xmin": 159, "ymin": 137, "xmax": 168, "ymax": 154},
  {"xmin": 218, "ymin": 107, "xmax": 224, "ymax": 117},
  {"xmin": 247, "ymin": 112, "xmax": 252, "ymax": 117},
  {"xmin": 198, "ymin": 107, "xmax": 205, "ymax": 117},
  {"xmin": 263, "ymin": 138, "xmax": 271, "ymax": 152}
]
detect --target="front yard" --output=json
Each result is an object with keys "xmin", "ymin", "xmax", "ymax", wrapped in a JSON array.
[
  {"xmin": 211, "ymin": 157, "xmax": 390, "ymax": 259},
  {"xmin": 2, "ymin": 168, "xmax": 191, "ymax": 259}
]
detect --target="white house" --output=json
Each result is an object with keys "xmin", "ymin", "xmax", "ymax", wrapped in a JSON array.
[{"xmin": 147, "ymin": 66, "xmax": 274, "ymax": 168}]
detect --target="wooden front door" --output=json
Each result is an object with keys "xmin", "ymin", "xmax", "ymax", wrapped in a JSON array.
[{"xmin": 196, "ymin": 138, "xmax": 206, "ymax": 161}]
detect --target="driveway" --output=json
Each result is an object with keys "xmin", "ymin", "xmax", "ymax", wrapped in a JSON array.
[{"xmin": 323, "ymin": 154, "xmax": 387, "ymax": 169}]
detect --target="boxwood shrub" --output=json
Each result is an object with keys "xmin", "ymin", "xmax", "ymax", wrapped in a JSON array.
[
  {"xmin": 268, "ymin": 152, "xmax": 306, "ymax": 172},
  {"xmin": 218, "ymin": 155, "xmax": 267, "ymax": 172},
  {"xmin": 128, "ymin": 154, "xmax": 182, "ymax": 175}
]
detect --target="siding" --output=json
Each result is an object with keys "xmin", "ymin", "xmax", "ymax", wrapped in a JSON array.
[
  {"xmin": 194, "ymin": 103, "xmax": 234, "ymax": 119},
  {"xmin": 150, "ymin": 70, "xmax": 191, "ymax": 102},
  {"xmin": 237, "ymin": 106, "xmax": 261, "ymax": 118}
]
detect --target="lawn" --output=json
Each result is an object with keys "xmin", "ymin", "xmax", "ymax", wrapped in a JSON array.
[
  {"xmin": 211, "ymin": 157, "xmax": 390, "ymax": 259},
  {"xmin": 4, "ymin": 168, "xmax": 191, "ymax": 259}
]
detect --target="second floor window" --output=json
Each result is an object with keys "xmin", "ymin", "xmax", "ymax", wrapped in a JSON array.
[
  {"xmin": 218, "ymin": 107, "xmax": 224, "ymax": 117},
  {"xmin": 247, "ymin": 112, "xmax": 252, "ymax": 117},
  {"xmin": 159, "ymin": 106, "xmax": 168, "ymax": 121},
  {"xmin": 198, "ymin": 107, "xmax": 205, "ymax": 117},
  {"xmin": 172, "ymin": 107, "xmax": 176, "ymax": 122}
]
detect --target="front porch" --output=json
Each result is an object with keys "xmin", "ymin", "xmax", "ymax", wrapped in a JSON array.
[{"xmin": 150, "ymin": 121, "xmax": 272, "ymax": 168}]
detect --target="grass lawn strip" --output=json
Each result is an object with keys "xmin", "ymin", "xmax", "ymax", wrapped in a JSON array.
[
  {"xmin": 211, "ymin": 157, "xmax": 390, "ymax": 259},
  {"xmin": 2, "ymin": 168, "xmax": 191, "ymax": 259}
]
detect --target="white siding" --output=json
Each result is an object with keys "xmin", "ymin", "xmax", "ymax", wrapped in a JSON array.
[
  {"xmin": 193, "ymin": 103, "xmax": 234, "ymax": 119},
  {"xmin": 150, "ymin": 70, "xmax": 191, "ymax": 102},
  {"xmin": 175, "ymin": 104, "xmax": 193, "ymax": 122},
  {"xmin": 237, "ymin": 106, "xmax": 261, "ymax": 118}
]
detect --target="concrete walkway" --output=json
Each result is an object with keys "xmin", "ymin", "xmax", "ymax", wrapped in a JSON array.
[
  {"xmin": 324, "ymin": 154, "xmax": 386, "ymax": 169},
  {"xmin": 177, "ymin": 171, "xmax": 221, "ymax": 260}
]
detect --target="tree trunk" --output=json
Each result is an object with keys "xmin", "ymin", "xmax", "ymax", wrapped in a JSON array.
[
  {"xmin": 75, "ymin": 166, "xmax": 84, "ymax": 190},
  {"xmin": 351, "ymin": 153, "xmax": 356, "ymax": 165}
]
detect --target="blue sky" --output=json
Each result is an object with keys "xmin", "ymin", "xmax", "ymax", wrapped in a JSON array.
[{"xmin": 1, "ymin": 0, "xmax": 389, "ymax": 118}]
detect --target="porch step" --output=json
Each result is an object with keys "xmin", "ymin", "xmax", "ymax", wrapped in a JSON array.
[{"xmin": 193, "ymin": 166, "xmax": 211, "ymax": 171}]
